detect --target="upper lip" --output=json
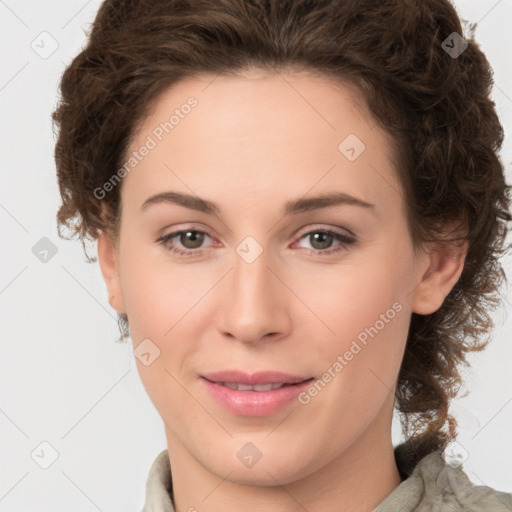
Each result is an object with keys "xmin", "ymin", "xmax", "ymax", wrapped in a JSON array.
[{"xmin": 201, "ymin": 370, "xmax": 312, "ymax": 385}]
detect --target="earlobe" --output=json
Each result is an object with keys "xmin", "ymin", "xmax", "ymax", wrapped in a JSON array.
[
  {"xmin": 97, "ymin": 229, "xmax": 126, "ymax": 314},
  {"xmin": 411, "ymin": 242, "xmax": 467, "ymax": 315}
]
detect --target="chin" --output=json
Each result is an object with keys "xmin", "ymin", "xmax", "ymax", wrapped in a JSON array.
[
  {"xmin": 221, "ymin": 462, "xmax": 306, "ymax": 487},
  {"xmin": 201, "ymin": 441, "xmax": 319, "ymax": 487}
]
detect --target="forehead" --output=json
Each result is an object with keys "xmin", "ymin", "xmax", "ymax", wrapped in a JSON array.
[
  {"xmin": 122, "ymin": 70, "xmax": 403, "ymax": 219},
  {"xmin": 136, "ymin": 68, "xmax": 376, "ymax": 143}
]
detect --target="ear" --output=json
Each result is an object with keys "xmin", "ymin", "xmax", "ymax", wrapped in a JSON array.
[
  {"xmin": 411, "ymin": 241, "xmax": 467, "ymax": 315},
  {"xmin": 97, "ymin": 227, "xmax": 127, "ymax": 314}
]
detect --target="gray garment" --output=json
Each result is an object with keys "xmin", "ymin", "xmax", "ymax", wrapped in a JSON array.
[{"xmin": 141, "ymin": 446, "xmax": 512, "ymax": 511}]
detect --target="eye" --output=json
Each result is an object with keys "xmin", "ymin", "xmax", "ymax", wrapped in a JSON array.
[
  {"xmin": 156, "ymin": 226, "xmax": 356, "ymax": 257},
  {"xmin": 156, "ymin": 229, "xmax": 213, "ymax": 256},
  {"xmin": 293, "ymin": 228, "xmax": 355, "ymax": 255}
]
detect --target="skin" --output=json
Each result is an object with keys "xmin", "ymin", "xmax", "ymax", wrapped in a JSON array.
[{"xmin": 97, "ymin": 68, "xmax": 466, "ymax": 512}]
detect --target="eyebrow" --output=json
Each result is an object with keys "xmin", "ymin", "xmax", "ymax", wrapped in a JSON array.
[{"xmin": 141, "ymin": 190, "xmax": 375, "ymax": 216}]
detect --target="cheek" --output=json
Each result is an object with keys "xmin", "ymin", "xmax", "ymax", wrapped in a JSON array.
[
  {"xmin": 291, "ymin": 251, "xmax": 412, "ymax": 404},
  {"xmin": 296, "ymin": 277, "xmax": 408, "ymax": 443},
  {"xmin": 288, "ymin": 252, "xmax": 409, "ymax": 343},
  {"xmin": 313, "ymin": 272, "xmax": 407, "ymax": 382},
  {"xmin": 118, "ymin": 243, "xmax": 211, "ymax": 393},
  {"xmin": 118, "ymin": 241, "xmax": 198, "ymax": 337}
]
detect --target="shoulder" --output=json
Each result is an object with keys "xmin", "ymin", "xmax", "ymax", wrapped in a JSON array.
[
  {"xmin": 415, "ymin": 451, "xmax": 512, "ymax": 511},
  {"xmin": 375, "ymin": 445, "xmax": 512, "ymax": 511},
  {"xmin": 141, "ymin": 449, "xmax": 175, "ymax": 512}
]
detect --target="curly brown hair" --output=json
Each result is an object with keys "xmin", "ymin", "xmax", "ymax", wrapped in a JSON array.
[{"xmin": 52, "ymin": 0, "xmax": 511, "ymax": 467}]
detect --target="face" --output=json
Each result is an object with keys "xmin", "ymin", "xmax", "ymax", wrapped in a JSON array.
[{"xmin": 98, "ymin": 68, "xmax": 462, "ymax": 486}]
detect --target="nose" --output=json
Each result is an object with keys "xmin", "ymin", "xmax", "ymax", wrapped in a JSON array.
[{"xmin": 217, "ymin": 247, "xmax": 291, "ymax": 345}]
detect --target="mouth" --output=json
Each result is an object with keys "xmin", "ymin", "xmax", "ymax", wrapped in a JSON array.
[
  {"xmin": 200, "ymin": 371, "xmax": 315, "ymax": 416},
  {"xmin": 201, "ymin": 370, "xmax": 314, "ymax": 387},
  {"xmin": 209, "ymin": 381, "xmax": 303, "ymax": 391}
]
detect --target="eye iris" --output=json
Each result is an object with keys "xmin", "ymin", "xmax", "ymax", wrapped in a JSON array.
[
  {"xmin": 310, "ymin": 232, "xmax": 333, "ymax": 250},
  {"xmin": 180, "ymin": 231, "xmax": 204, "ymax": 249}
]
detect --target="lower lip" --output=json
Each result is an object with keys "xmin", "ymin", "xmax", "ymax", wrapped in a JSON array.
[{"xmin": 201, "ymin": 377, "xmax": 314, "ymax": 416}]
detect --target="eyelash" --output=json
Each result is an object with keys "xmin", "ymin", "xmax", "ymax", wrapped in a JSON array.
[{"xmin": 156, "ymin": 226, "xmax": 355, "ymax": 257}]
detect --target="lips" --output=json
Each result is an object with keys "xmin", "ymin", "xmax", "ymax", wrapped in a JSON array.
[{"xmin": 200, "ymin": 370, "xmax": 314, "ymax": 416}]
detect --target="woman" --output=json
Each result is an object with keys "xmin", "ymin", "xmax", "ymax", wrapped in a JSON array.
[{"xmin": 52, "ymin": 0, "xmax": 512, "ymax": 510}]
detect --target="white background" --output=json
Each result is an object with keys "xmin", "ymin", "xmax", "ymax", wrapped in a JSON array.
[{"xmin": 1, "ymin": 1, "xmax": 511, "ymax": 510}]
